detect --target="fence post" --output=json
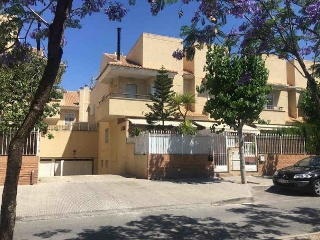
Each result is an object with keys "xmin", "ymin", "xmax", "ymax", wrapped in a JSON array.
[
  {"xmin": 255, "ymin": 135, "xmax": 258, "ymax": 157},
  {"xmin": 280, "ymin": 135, "xmax": 283, "ymax": 155}
]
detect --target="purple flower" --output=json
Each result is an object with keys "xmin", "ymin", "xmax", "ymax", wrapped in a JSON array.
[
  {"xmin": 300, "ymin": 46, "xmax": 313, "ymax": 56},
  {"xmin": 199, "ymin": 1, "xmax": 219, "ymax": 18},
  {"xmin": 229, "ymin": 0, "xmax": 260, "ymax": 18},
  {"xmin": 305, "ymin": 2, "xmax": 320, "ymax": 23},
  {"xmin": 191, "ymin": 10, "xmax": 200, "ymax": 24},
  {"xmin": 105, "ymin": 2, "xmax": 127, "ymax": 21},
  {"xmin": 84, "ymin": 0, "xmax": 107, "ymax": 13},
  {"xmin": 172, "ymin": 49, "xmax": 185, "ymax": 60}
]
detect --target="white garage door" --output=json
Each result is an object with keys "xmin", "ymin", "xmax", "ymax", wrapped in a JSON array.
[{"xmin": 39, "ymin": 160, "xmax": 54, "ymax": 177}]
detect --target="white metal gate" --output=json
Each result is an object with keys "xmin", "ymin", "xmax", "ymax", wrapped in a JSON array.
[{"xmin": 212, "ymin": 134, "xmax": 228, "ymax": 172}]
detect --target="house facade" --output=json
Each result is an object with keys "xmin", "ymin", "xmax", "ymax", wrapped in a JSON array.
[
  {"xmin": 0, "ymin": 32, "xmax": 314, "ymax": 184},
  {"xmin": 0, "ymin": 86, "xmax": 99, "ymax": 184},
  {"xmin": 88, "ymin": 32, "xmax": 310, "ymax": 179},
  {"xmin": 38, "ymin": 86, "xmax": 98, "ymax": 178}
]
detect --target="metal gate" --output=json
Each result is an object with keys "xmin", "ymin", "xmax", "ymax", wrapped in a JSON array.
[{"xmin": 212, "ymin": 134, "xmax": 228, "ymax": 172}]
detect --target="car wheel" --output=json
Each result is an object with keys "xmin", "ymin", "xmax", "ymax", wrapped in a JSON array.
[{"xmin": 312, "ymin": 179, "xmax": 320, "ymax": 196}]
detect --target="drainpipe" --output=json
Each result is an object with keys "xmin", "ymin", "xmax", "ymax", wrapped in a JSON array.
[{"xmin": 117, "ymin": 27, "xmax": 121, "ymax": 61}]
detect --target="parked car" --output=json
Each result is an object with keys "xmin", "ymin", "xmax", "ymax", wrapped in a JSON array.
[{"xmin": 273, "ymin": 156, "xmax": 320, "ymax": 196}]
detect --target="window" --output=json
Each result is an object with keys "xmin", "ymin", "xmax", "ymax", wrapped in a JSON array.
[
  {"xmin": 265, "ymin": 94, "xmax": 274, "ymax": 110},
  {"xmin": 150, "ymin": 83, "xmax": 156, "ymax": 96},
  {"xmin": 105, "ymin": 128, "xmax": 109, "ymax": 143},
  {"xmin": 65, "ymin": 113, "xmax": 75, "ymax": 126},
  {"xmin": 126, "ymin": 84, "xmax": 137, "ymax": 98}
]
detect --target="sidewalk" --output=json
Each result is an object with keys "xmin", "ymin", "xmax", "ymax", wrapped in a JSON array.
[{"xmin": 0, "ymin": 175, "xmax": 273, "ymax": 221}]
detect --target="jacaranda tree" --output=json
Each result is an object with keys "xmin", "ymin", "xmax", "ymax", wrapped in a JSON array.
[{"xmin": 169, "ymin": 0, "xmax": 320, "ymax": 116}]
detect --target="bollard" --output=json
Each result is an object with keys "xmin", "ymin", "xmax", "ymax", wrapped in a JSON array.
[{"xmin": 30, "ymin": 169, "xmax": 35, "ymax": 185}]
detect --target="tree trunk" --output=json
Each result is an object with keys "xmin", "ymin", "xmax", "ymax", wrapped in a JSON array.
[
  {"xmin": 238, "ymin": 121, "xmax": 247, "ymax": 184},
  {"xmin": 0, "ymin": 1, "xmax": 72, "ymax": 239}
]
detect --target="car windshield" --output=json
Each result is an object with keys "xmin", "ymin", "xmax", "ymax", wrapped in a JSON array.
[{"xmin": 294, "ymin": 157, "xmax": 320, "ymax": 167}]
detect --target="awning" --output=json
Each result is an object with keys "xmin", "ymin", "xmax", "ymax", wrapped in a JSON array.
[
  {"xmin": 194, "ymin": 121, "xmax": 260, "ymax": 134},
  {"xmin": 127, "ymin": 118, "xmax": 183, "ymax": 127},
  {"xmin": 255, "ymin": 124, "xmax": 291, "ymax": 130}
]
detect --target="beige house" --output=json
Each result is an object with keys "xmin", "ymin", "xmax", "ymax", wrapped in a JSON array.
[
  {"xmin": 89, "ymin": 33, "xmax": 212, "ymax": 177},
  {"xmin": 38, "ymin": 86, "xmax": 98, "ymax": 178},
  {"xmin": 88, "ymin": 32, "xmax": 311, "ymax": 178},
  {"xmin": 257, "ymin": 55, "xmax": 307, "ymax": 129}
]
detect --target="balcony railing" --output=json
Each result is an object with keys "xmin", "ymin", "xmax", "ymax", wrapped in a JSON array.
[
  {"xmin": 47, "ymin": 122, "xmax": 98, "ymax": 131},
  {"xmin": 99, "ymin": 92, "xmax": 151, "ymax": 105}
]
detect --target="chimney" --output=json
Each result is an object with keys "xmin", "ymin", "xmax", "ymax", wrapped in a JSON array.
[{"xmin": 117, "ymin": 27, "xmax": 121, "ymax": 61}]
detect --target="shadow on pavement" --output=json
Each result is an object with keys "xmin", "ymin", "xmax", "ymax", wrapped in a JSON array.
[
  {"xmin": 32, "ymin": 205, "xmax": 320, "ymax": 240},
  {"xmin": 154, "ymin": 177, "xmax": 222, "ymax": 185},
  {"xmin": 265, "ymin": 185, "xmax": 315, "ymax": 197}
]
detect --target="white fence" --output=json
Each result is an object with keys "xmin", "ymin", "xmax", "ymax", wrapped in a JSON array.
[{"xmin": 132, "ymin": 131, "xmax": 214, "ymax": 155}]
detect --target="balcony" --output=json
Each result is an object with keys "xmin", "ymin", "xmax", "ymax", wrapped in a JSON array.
[{"xmin": 96, "ymin": 92, "xmax": 152, "ymax": 121}]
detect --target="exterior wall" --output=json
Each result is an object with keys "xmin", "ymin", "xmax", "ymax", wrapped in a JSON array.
[
  {"xmin": 126, "ymin": 143, "xmax": 148, "ymax": 178},
  {"xmin": 140, "ymin": 33, "xmax": 182, "ymax": 73},
  {"xmin": 97, "ymin": 119, "xmax": 128, "ymax": 175},
  {"xmin": 39, "ymin": 131, "xmax": 98, "ymax": 159},
  {"xmin": 264, "ymin": 55, "xmax": 287, "ymax": 85},
  {"xmin": 290, "ymin": 59, "xmax": 309, "ymax": 89},
  {"xmin": 183, "ymin": 58, "xmax": 194, "ymax": 73},
  {"xmin": 147, "ymin": 154, "xmax": 214, "ymax": 180},
  {"xmin": 97, "ymin": 121, "xmax": 111, "ymax": 174},
  {"xmin": 126, "ymin": 35, "xmax": 144, "ymax": 66},
  {"xmin": 288, "ymin": 90, "xmax": 297, "ymax": 118},
  {"xmin": 139, "ymin": 33, "xmax": 184, "ymax": 94},
  {"xmin": 90, "ymin": 81, "xmax": 108, "ymax": 121},
  {"xmin": 259, "ymin": 108, "xmax": 287, "ymax": 125},
  {"xmin": 257, "ymin": 154, "xmax": 308, "ymax": 176},
  {"xmin": 100, "ymin": 53, "xmax": 117, "ymax": 71},
  {"xmin": 79, "ymin": 86, "xmax": 90, "ymax": 122},
  {"xmin": 0, "ymin": 156, "xmax": 39, "ymax": 185},
  {"xmin": 193, "ymin": 46, "xmax": 208, "ymax": 114}
]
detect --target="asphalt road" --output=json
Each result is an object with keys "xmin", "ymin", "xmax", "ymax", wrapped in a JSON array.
[{"xmin": 13, "ymin": 186, "xmax": 320, "ymax": 240}]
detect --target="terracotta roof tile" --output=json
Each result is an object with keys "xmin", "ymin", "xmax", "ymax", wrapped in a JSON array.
[
  {"xmin": 104, "ymin": 53, "xmax": 178, "ymax": 73},
  {"xmin": 61, "ymin": 91, "xmax": 79, "ymax": 107}
]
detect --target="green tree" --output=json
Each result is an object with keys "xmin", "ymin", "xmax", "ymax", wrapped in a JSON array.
[
  {"xmin": 170, "ymin": 93, "xmax": 195, "ymax": 123},
  {"xmin": 297, "ymin": 83, "xmax": 320, "ymax": 154},
  {"xmin": 198, "ymin": 44, "xmax": 270, "ymax": 184},
  {"xmin": 298, "ymin": 84, "xmax": 320, "ymax": 124},
  {"xmin": 170, "ymin": 93, "xmax": 197, "ymax": 135},
  {"xmin": 0, "ymin": 46, "xmax": 63, "ymax": 135},
  {"xmin": 145, "ymin": 67, "xmax": 177, "ymax": 128}
]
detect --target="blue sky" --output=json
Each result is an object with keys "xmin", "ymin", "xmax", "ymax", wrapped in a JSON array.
[{"xmin": 58, "ymin": 1, "xmax": 201, "ymax": 91}]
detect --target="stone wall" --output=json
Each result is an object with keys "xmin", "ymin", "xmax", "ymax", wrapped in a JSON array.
[{"xmin": 0, "ymin": 156, "xmax": 39, "ymax": 185}]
